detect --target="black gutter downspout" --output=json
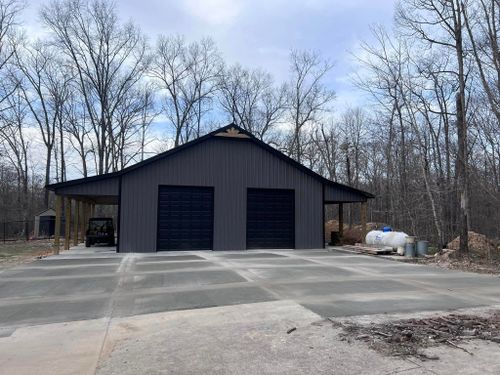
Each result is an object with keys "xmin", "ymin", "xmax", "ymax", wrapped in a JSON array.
[{"xmin": 116, "ymin": 175, "xmax": 122, "ymax": 253}]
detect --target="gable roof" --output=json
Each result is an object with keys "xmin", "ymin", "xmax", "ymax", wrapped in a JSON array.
[
  {"xmin": 35, "ymin": 208, "xmax": 56, "ymax": 216},
  {"xmin": 46, "ymin": 123, "xmax": 374, "ymax": 199}
]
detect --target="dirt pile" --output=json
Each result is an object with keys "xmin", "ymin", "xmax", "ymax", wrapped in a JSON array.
[
  {"xmin": 447, "ymin": 231, "xmax": 498, "ymax": 257},
  {"xmin": 336, "ymin": 311, "xmax": 500, "ymax": 360},
  {"xmin": 325, "ymin": 220, "xmax": 385, "ymax": 244}
]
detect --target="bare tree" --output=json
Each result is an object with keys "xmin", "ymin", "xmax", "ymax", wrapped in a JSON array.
[
  {"xmin": 41, "ymin": 0, "xmax": 149, "ymax": 175},
  {"xmin": 339, "ymin": 108, "xmax": 368, "ymax": 188},
  {"xmin": 137, "ymin": 86, "xmax": 158, "ymax": 161},
  {"xmin": 0, "ymin": 85, "xmax": 30, "ymax": 238},
  {"xmin": 353, "ymin": 27, "xmax": 415, "ymax": 230},
  {"xmin": 149, "ymin": 35, "xmax": 221, "ymax": 147},
  {"xmin": 63, "ymin": 88, "xmax": 91, "ymax": 177},
  {"xmin": 463, "ymin": 0, "xmax": 500, "ymax": 124},
  {"xmin": 397, "ymin": 0, "xmax": 471, "ymax": 255},
  {"xmin": 111, "ymin": 85, "xmax": 157, "ymax": 170},
  {"xmin": 310, "ymin": 121, "xmax": 341, "ymax": 180},
  {"xmin": 0, "ymin": 0, "xmax": 23, "ymax": 111},
  {"xmin": 14, "ymin": 42, "xmax": 70, "ymax": 205},
  {"xmin": 218, "ymin": 64, "xmax": 286, "ymax": 141},
  {"xmin": 286, "ymin": 50, "xmax": 335, "ymax": 163}
]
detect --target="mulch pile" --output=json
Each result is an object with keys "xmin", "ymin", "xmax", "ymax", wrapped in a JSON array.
[
  {"xmin": 335, "ymin": 311, "xmax": 500, "ymax": 360},
  {"xmin": 324, "ymin": 220, "xmax": 383, "ymax": 244},
  {"xmin": 447, "ymin": 231, "xmax": 499, "ymax": 258}
]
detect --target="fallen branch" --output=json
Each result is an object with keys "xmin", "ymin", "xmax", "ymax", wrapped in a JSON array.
[
  {"xmin": 372, "ymin": 330, "xmax": 391, "ymax": 338},
  {"xmin": 336, "ymin": 310, "xmax": 500, "ymax": 360},
  {"xmin": 445, "ymin": 340, "xmax": 474, "ymax": 355}
]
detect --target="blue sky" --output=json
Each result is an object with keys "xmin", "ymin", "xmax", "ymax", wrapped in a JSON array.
[
  {"xmin": 23, "ymin": 0, "xmax": 397, "ymax": 109},
  {"xmin": 120, "ymin": 0, "xmax": 397, "ymax": 107}
]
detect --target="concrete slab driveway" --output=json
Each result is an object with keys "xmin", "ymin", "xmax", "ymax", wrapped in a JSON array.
[
  {"xmin": 1, "ymin": 247, "xmax": 500, "ymax": 327},
  {"xmin": 1, "ymin": 246, "xmax": 500, "ymax": 374}
]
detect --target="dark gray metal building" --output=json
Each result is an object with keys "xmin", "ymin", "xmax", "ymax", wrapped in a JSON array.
[{"xmin": 47, "ymin": 124, "xmax": 374, "ymax": 252}]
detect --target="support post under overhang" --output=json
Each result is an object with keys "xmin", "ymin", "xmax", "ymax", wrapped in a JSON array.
[
  {"xmin": 54, "ymin": 195, "xmax": 62, "ymax": 254},
  {"xmin": 360, "ymin": 201, "xmax": 367, "ymax": 243},
  {"xmin": 64, "ymin": 197, "xmax": 71, "ymax": 251}
]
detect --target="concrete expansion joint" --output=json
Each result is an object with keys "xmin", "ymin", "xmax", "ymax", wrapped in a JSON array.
[
  {"xmin": 94, "ymin": 254, "xmax": 137, "ymax": 374},
  {"xmin": 116, "ymin": 254, "xmax": 136, "ymax": 275}
]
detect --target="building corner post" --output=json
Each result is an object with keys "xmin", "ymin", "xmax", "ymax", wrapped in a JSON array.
[
  {"xmin": 79, "ymin": 201, "xmax": 85, "ymax": 243},
  {"xmin": 73, "ymin": 199, "xmax": 79, "ymax": 246},
  {"xmin": 338, "ymin": 203, "xmax": 344, "ymax": 243},
  {"xmin": 54, "ymin": 194, "xmax": 62, "ymax": 254}
]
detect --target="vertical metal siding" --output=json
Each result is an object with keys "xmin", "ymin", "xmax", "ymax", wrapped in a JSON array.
[
  {"xmin": 324, "ymin": 184, "xmax": 368, "ymax": 203},
  {"xmin": 54, "ymin": 176, "xmax": 119, "ymax": 196},
  {"xmin": 120, "ymin": 137, "xmax": 324, "ymax": 252}
]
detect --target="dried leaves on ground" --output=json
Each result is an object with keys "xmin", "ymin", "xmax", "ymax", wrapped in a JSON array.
[
  {"xmin": 334, "ymin": 311, "xmax": 500, "ymax": 360},
  {"xmin": 404, "ymin": 231, "xmax": 500, "ymax": 274},
  {"xmin": 413, "ymin": 250, "xmax": 500, "ymax": 276},
  {"xmin": 0, "ymin": 240, "xmax": 54, "ymax": 269},
  {"xmin": 419, "ymin": 252, "xmax": 500, "ymax": 274}
]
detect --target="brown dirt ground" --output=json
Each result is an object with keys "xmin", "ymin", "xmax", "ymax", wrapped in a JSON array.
[
  {"xmin": 413, "ymin": 252, "xmax": 500, "ymax": 274},
  {"xmin": 0, "ymin": 240, "xmax": 55, "ymax": 269}
]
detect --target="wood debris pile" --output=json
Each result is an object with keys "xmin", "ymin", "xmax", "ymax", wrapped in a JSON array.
[{"xmin": 335, "ymin": 311, "xmax": 500, "ymax": 360}]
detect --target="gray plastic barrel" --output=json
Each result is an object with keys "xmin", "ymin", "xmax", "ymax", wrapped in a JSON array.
[
  {"xmin": 405, "ymin": 243, "xmax": 416, "ymax": 257},
  {"xmin": 417, "ymin": 240, "xmax": 428, "ymax": 257}
]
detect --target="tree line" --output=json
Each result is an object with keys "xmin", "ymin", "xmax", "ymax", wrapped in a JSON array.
[{"xmin": 0, "ymin": 0, "xmax": 498, "ymax": 254}]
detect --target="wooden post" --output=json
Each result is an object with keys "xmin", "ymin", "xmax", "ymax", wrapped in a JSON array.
[
  {"xmin": 54, "ymin": 195, "xmax": 62, "ymax": 254},
  {"xmin": 338, "ymin": 203, "xmax": 344, "ymax": 242},
  {"xmin": 360, "ymin": 201, "xmax": 367, "ymax": 243},
  {"xmin": 86, "ymin": 202, "xmax": 91, "ymax": 233},
  {"xmin": 79, "ymin": 201, "xmax": 86, "ymax": 243},
  {"xmin": 90, "ymin": 203, "xmax": 95, "ymax": 218},
  {"xmin": 64, "ymin": 197, "xmax": 71, "ymax": 250},
  {"xmin": 73, "ymin": 199, "xmax": 79, "ymax": 246}
]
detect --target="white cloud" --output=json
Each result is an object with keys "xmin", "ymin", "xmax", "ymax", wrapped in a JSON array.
[{"xmin": 181, "ymin": 0, "xmax": 244, "ymax": 26}]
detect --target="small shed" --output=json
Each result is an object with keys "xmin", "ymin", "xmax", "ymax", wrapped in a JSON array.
[{"xmin": 34, "ymin": 208, "xmax": 56, "ymax": 238}]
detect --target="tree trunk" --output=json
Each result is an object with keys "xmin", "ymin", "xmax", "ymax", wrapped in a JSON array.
[
  {"xmin": 59, "ymin": 128, "xmax": 66, "ymax": 182},
  {"xmin": 455, "ymin": 3, "xmax": 469, "ymax": 257},
  {"xmin": 456, "ymin": 91, "xmax": 469, "ymax": 256},
  {"xmin": 44, "ymin": 145, "xmax": 52, "ymax": 207}
]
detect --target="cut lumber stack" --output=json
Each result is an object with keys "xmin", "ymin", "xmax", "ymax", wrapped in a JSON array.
[{"xmin": 342, "ymin": 243, "xmax": 394, "ymax": 255}]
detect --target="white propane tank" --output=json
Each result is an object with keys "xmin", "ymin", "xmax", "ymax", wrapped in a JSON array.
[{"xmin": 365, "ymin": 230, "xmax": 409, "ymax": 249}]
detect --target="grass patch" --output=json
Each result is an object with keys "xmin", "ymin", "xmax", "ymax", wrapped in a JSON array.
[{"xmin": 0, "ymin": 240, "xmax": 55, "ymax": 268}]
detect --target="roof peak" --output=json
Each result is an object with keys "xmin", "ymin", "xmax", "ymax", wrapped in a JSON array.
[
  {"xmin": 47, "ymin": 122, "xmax": 373, "ymax": 199},
  {"xmin": 213, "ymin": 125, "xmax": 251, "ymax": 139}
]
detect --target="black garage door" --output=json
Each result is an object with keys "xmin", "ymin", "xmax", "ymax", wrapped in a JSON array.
[
  {"xmin": 246, "ymin": 188, "xmax": 295, "ymax": 249},
  {"xmin": 157, "ymin": 186, "xmax": 214, "ymax": 251}
]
